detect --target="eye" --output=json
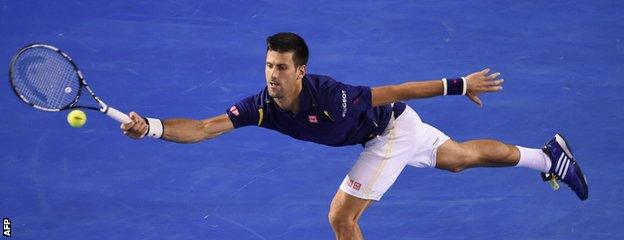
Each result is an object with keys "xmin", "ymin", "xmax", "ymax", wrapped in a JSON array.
[
  {"xmin": 266, "ymin": 63, "xmax": 273, "ymax": 69},
  {"xmin": 278, "ymin": 65, "xmax": 287, "ymax": 70}
]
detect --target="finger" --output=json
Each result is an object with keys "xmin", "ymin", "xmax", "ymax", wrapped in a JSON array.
[
  {"xmin": 130, "ymin": 121, "xmax": 146, "ymax": 133},
  {"xmin": 121, "ymin": 121, "xmax": 135, "ymax": 130},
  {"xmin": 485, "ymin": 85, "xmax": 503, "ymax": 92},
  {"xmin": 485, "ymin": 79, "xmax": 504, "ymax": 87},
  {"xmin": 129, "ymin": 114, "xmax": 148, "ymax": 133},
  {"xmin": 487, "ymin": 72, "xmax": 500, "ymax": 80},
  {"xmin": 140, "ymin": 124, "xmax": 149, "ymax": 136},
  {"xmin": 128, "ymin": 131, "xmax": 141, "ymax": 139},
  {"xmin": 129, "ymin": 112, "xmax": 143, "ymax": 123},
  {"xmin": 469, "ymin": 94, "xmax": 483, "ymax": 107},
  {"xmin": 122, "ymin": 112, "xmax": 141, "ymax": 130},
  {"xmin": 481, "ymin": 68, "xmax": 490, "ymax": 75}
]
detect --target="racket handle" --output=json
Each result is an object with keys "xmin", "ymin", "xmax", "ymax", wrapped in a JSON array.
[{"xmin": 105, "ymin": 106, "xmax": 132, "ymax": 124}]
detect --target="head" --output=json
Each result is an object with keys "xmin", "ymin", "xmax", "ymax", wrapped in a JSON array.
[{"xmin": 265, "ymin": 32, "xmax": 308, "ymax": 99}]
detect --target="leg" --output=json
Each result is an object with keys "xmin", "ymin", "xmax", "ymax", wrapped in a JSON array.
[
  {"xmin": 435, "ymin": 139, "xmax": 520, "ymax": 172},
  {"xmin": 328, "ymin": 189, "xmax": 372, "ymax": 240}
]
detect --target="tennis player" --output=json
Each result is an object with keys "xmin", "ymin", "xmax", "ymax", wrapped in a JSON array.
[{"xmin": 121, "ymin": 32, "xmax": 588, "ymax": 239}]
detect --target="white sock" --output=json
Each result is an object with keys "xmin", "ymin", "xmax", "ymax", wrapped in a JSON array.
[{"xmin": 515, "ymin": 146, "xmax": 551, "ymax": 173}]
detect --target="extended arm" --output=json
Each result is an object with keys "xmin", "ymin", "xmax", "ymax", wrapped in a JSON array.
[
  {"xmin": 121, "ymin": 113, "xmax": 234, "ymax": 143},
  {"xmin": 371, "ymin": 68, "xmax": 504, "ymax": 107}
]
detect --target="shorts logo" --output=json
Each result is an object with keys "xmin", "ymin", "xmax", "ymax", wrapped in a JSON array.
[
  {"xmin": 308, "ymin": 115, "xmax": 318, "ymax": 123},
  {"xmin": 229, "ymin": 106, "xmax": 240, "ymax": 116},
  {"xmin": 347, "ymin": 179, "xmax": 361, "ymax": 191},
  {"xmin": 3, "ymin": 218, "xmax": 10, "ymax": 237}
]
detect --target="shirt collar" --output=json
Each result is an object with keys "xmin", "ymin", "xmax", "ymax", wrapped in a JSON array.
[{"xmin": 266, "ymin": 75, "xmax": 316, "ymax": 116}]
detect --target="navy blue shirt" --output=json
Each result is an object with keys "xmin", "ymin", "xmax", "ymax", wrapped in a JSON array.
[{"xmin": 225, "ymin": 74, "xmax": 405, "ymax": 146}]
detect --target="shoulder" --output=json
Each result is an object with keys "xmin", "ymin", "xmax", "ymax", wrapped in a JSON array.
[
  {"xmin": 304, "ymin": 74, "xmax": 343, "ymax": 93},
  {"xmin": 227, "ymin": 88, "xmax": 270, "ymax": 128},
  {"xmin": 239, "ymin": 88, "xmax": 270, "ymax": 107},
  {"xmin": 305, "ymin": 74, "xmax": 336, "ymax": 82}
]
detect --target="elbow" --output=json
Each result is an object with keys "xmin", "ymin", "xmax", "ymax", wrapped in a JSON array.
[
  {"xmin": 181, "ymin": 137, "xmax": 208, "ymax": 144},
  {"xmin": 176, "ymin": 135, "xmax": 213, "ymax": 144},
  {"xmin": 169, "ymin": 115, "xmax": 231, "ymax": 144},
  {"xmin": 198, "ymin": 120, "xmax": 221, "ymax": 142},
  {"xmin": 372, "ymin": 85, "xmax": 401, "ymax": 107},
  {"xmin": 163, "ymin": 121, "xmax": 217, "ymax": 144}
]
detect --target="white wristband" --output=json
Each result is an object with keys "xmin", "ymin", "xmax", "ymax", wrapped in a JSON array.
[
  {"xmin": 145, "ymin": 117, "xmax": 164, "ymax": 139},
  {"xmin": 442, "ymin": 78, "xmax": 448, "ymax": 96},
  {"xmin": 461, "ymin": 77, "xmax": 467, "ymax": 95}
]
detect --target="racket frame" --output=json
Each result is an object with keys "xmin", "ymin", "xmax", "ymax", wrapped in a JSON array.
[{"xmin": 9, "ymin": 43, "xmax": 131, "ymax": 123}]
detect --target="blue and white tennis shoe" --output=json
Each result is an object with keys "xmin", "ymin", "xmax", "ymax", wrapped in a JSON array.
[{"xmin": 541, "ymin": 134, "xmax": 588, "ymax": 201}]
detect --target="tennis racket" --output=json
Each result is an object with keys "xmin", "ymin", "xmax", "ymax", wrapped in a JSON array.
[{"xmin": 9, "ymin": 43, "xmax": 131, "ymax": 124}]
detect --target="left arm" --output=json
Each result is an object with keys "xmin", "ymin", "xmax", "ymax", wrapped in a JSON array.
[
  {"xmin": 371, "ymin": 80, "xmax": 444, "ymax": 107},
  {"xmin": 371, "ymin": 68, "xmax": 504, "ymax": 107}
]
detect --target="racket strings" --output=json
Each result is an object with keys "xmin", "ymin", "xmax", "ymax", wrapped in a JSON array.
[{"xmin": 12, "ymin": 47, "xmax": 81, "ymax": 110}]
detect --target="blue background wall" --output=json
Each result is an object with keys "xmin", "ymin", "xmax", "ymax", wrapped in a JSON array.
[{"xmin": 1, "ymin": 1, "xmax": 622, "ymax": 239}]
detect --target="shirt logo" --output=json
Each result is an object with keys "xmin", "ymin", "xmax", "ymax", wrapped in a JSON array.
[
  {"xmin": 308, "ymin": 115, "xmax": 318, "ymax": 123},
  {"xmin": 229, "ymin": 106, "xmax": 240, "ymax": 116},
  {"xmin": 341, "ymin": 90, "xmax": 347, "ymax": 117}
]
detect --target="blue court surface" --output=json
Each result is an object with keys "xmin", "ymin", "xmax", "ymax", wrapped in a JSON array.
[{"xmin": 1, "ymin": 1, "xmax": 623, "ymax": 239}]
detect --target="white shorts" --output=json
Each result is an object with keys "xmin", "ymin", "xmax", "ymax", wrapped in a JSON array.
[{"xmin": 339, "ymin": 105, "xmax": 450, "ymax": 201}]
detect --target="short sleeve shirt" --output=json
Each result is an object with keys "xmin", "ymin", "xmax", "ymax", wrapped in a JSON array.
[{"xmin": 225, "ymin": 74, "xmax": 404, "ymax": 146}]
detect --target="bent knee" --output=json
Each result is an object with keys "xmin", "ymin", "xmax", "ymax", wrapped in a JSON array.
[
  {"xmin": 447, "ymin": 165, "xmax": 466, "ymax": 173},
  {"xmin": 443, "ymin": 159, "xmax": 472, "ymax": 172},
  {"xmin": 328, "ymin": 211, "xmax": 357, "ymax": 228},
  {"xmin": 437, "ymin": 142, "xmax": 479, "ymax": 173},
  {"xmin": 450, "ymin": 152, "xmax": 481, "ymax": 172}
]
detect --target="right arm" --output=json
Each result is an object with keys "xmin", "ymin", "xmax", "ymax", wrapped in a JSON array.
[
  {"xmin": 371, "ymin": 68, "xmax": 503, "ymax": 108},
  {"xmin": 121, "ymin": 112, "xmax": 234, "ymax": 143}
]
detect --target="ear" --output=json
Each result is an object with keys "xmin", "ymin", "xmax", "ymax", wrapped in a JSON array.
[{"xmin": 297, "ymin": 64, "xmax": 307, "ymax": 80}]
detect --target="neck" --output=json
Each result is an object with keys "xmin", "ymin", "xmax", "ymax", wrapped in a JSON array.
[{"xmin": 274, "ymin": 82, "xmax": 302, "ymax": 114}]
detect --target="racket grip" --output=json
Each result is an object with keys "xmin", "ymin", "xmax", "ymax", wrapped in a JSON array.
[{"xmin": 105, "ymin": 106, "xmax": 132, "ymax": 124}]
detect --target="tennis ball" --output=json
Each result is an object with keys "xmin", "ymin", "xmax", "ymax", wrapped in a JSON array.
[{"xmin": 67, "ymin": 109, "xmax": 87, "ymax": 128}]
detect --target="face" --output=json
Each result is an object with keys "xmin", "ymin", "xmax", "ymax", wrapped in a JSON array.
[{"xmin": 265, "ymin": 50, "xmax": 306, "ymax": 99}]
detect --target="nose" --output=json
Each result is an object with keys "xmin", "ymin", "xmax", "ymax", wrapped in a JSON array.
[{"xmin": 269, "ymin": 68, "xmax": 277, "ymax": 80}]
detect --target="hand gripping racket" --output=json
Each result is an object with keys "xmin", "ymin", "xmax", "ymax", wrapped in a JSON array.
[{"xmin": 9, "ymin": 43, "xmax": 132, "ymax": 124}]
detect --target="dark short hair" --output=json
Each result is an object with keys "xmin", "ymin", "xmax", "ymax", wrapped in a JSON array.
[{"xmin": 266, "ymin": 32, "xmax": 309, "ymax": 67}]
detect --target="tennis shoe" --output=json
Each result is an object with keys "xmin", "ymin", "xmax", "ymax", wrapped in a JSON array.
[{"xmin": 540, "ymin": 134, "xmax": 588, "ymax": 201}]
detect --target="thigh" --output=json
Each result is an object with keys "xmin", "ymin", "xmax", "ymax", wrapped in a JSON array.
[
  {"xmin": 398, "ymin": 106, "xmax": 451, "ymax": 168},
  {"xmin": 339, "ymin": 120, "xmax": 407, "ymax": 200},
  {"xmin": 435, "ymin": 139, "xmax": 475, "ymax": 171},
  {"xmin": 405, "ymin": 121, "xmax": 451, "ymax": 168},
  {"xmin": 434, "ymin": 139, "xmax": 461, "ymax": 169},
  {"xmin": 339, "ymin": 106, "xmax": 446, "ymax": 200}
]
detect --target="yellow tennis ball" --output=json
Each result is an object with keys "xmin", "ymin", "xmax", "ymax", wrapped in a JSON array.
[{"xmin": 67, "ymin": 109, "xmax": 87, "ymax": 128}]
